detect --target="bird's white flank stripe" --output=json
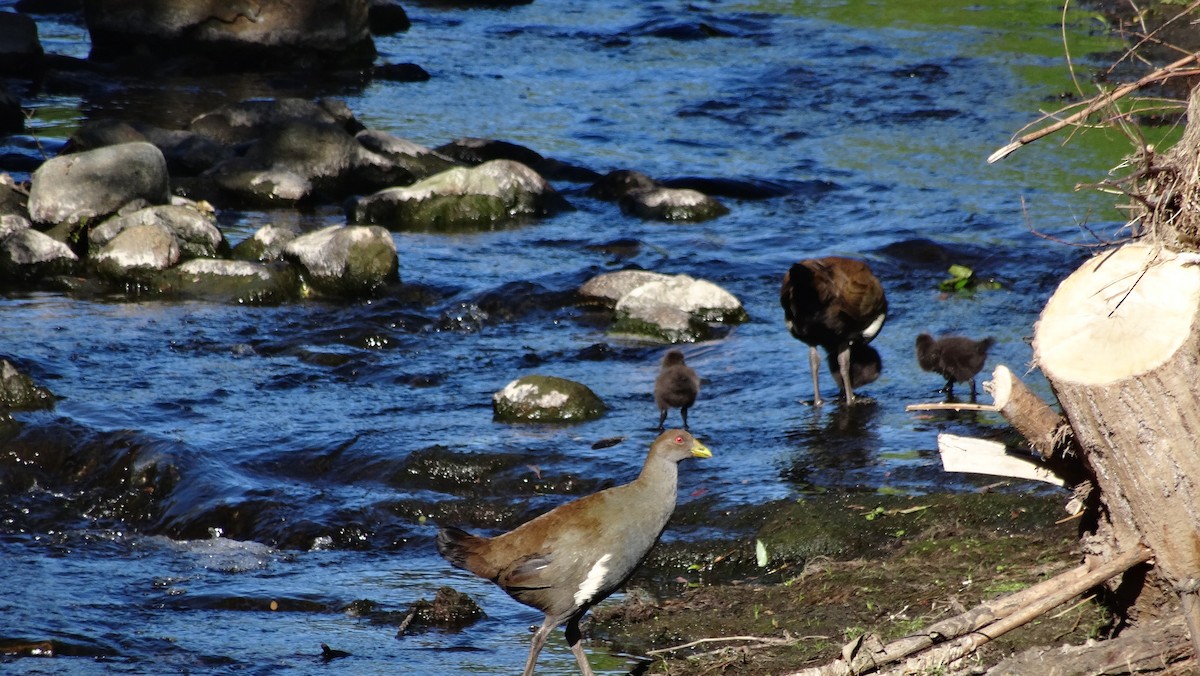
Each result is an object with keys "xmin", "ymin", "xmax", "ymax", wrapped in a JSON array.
[
  {"xmin": 574, "ymin": 554, "xmax": 613, "ymax": 606},
  {"xmin": 862, "ymin": 312, "xmax": 886, "ymax": 341}
]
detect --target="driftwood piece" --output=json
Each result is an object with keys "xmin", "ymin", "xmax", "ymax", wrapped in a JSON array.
[
  {"xmin": 937, "ymin": 433, "xmax": 1065, "ymax": 486},
  {"xmin": 904, "ymin": 402, "xmax": 998, "ymax": 412},
  {"xmin": 787, "ymin": 547, "xmax": 1152, "ymax": 676},
  {"xmin": 1035, "ymin": 242, "xmax": 1200, "ymax": 654},
  {"xmin": 988, "ymin": 612, "xmax": 1192, "ymax": 675}
]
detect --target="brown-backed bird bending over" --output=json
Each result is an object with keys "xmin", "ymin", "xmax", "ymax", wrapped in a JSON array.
[
  {"xmin": 915, "ymin": 333, "xmax": 995, "ymax": 399},
  {"xmin": 781, "ymin": 257, "xmax": 888, "ymax": 405},
  {"xmin": 436, "ymin": 430, "xmax": 712, "ymax": 676},
  {"xmin": 654, "ymin": 349, "xmax": 700, "ymax": 430}
]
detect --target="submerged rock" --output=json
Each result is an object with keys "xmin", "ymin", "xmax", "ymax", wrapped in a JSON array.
[
  {"xmin": 397, "ymin": 586, "xmax": 484, "ymax": 635},
  {"xmin": 588, "ymin": 169, "xmax": 729, "ymax": 221},
  {"xmin": 189, "ymin": 98, "xmax": 363, "ymax": 146},
  {"xmin": 0, "ymin": 360, "xmax": 55, "ymax": 411},
  {"xmin": 619, "ymin": 185, "xmax": 729, "ymax": 222},
  {"xmin": 492, "ymin": 375, "xmax": 607, "ymax": 423},
  {"xmin": 434, "ymin": 136, "xmax": 599, "ymax": 184}
]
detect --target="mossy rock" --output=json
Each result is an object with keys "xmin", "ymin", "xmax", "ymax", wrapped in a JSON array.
[
  {"xmin": 0, "ymin": 360, "xmax": 56, "ymax": 412},
  {"xmin": 361, "ymin": 193, "xmax": 512, "ymax": 232},
  {"xmin": 155, "ymin": 259, "xmax": 300, "ymax": 304},
  {"xmin": 492, "ymin": 375, "xmax": 607, "ymax": 423},
  {"xmin": 609, "ymin": 306, "xmax": 712, "ymax": 344}
]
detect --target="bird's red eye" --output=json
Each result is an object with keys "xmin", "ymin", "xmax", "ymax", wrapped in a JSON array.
[{"xmin": 675, "ymin": 435, "xmax": 684, "ymax": 444}]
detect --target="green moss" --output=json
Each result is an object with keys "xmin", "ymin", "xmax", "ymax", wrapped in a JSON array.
[{"xmin": 492, "ymin": 375, "xmax": 608, "ymax": 423}]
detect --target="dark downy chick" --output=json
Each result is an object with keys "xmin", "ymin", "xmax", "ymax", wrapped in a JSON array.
[
  {"xmin": 654, "ymin": 349, "xmax": 700, "ymax": 430},
  {"xmin": 915, "ymin": 333, "xmax": 995, "ymax": 399}
]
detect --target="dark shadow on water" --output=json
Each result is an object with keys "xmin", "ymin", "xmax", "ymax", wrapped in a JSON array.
[{"xmin": 780, "ymin": 399, "xmax": 883, "ymax": 490}]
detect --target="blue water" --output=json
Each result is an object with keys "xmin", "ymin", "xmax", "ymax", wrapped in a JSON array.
[{"xmin": 2, "ymin": 0, "xmax": 1131, "ymax": 673}]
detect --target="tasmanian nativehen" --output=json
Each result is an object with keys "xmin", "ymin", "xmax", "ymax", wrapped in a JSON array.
[
  {"xmin": 781, "ymin": 256, "xmax": 888, "ymax": 404},
  {"xmin": 915, "ymin": 333, "xmax": 995, "ymax": 399},
  {"xmin": 654, "ymin": 349, "xmax": 700, "ymax": 430},
  {"xmin": 436, "ymin": 430, "xmax": 712, "ymax": 676}
]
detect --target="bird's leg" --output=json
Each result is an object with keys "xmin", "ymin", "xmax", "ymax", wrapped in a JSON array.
[
  {"xmin": 522, "ymin": 616, "xmax": 557, "ymax": 676},
  {"xmin": 657, "ymin": 408, "xmax": 667, "ymax": 430},
  {"xmin": 808, "ymin": 346, "xmax": 824, "ymax": 405},
  {"xmin": 941, "ymin": 380, "xmax": 954, "ymax": 395},
  {"xmin": 565, "ymin": 613, "xmax": 595, "ymax": 676},
  {"xmin": 680, "ymin": 406, "xmax": 690, "ymax": 430},
  {"xmin": 837, "ymin": 346, "xmax": 855, "ymax": 404},
  {"xmin": 969, "ymin": 378, "xmax": 978, "ymax": 401}
]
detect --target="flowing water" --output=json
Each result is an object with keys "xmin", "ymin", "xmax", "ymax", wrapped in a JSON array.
[{"xmin": 0, "ymin": 0, "xmax": 1152, "ymax": 673}]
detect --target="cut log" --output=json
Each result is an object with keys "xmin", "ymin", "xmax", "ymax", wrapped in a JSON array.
[
  {"xmin": 1034, "ymin": 242, "xmax": 1200, "ymax": 652},
  {"xmin": 986, "ymin": 364, "xmax": 1074, "ymax": 461}
]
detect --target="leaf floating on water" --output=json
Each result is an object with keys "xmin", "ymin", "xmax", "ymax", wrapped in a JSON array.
[{"xmin": 938, "ymin": 264, "xmax": 1003, "ymax": 293}]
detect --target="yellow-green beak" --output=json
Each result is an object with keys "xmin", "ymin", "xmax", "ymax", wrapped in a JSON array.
[{"xmin": 691, "ymin": 439, "xmax": 712, "ymax": 459}]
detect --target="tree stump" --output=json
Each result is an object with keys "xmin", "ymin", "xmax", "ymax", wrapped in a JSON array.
[{"xmin": 1034, "ymin": 242, "xmax": 1200, "ymax": 651}]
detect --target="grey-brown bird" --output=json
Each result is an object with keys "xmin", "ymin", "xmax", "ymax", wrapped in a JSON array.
[
  {"xmin": 436, "ymin": 430, "xmax": 712, "ymax": 676},
  {"xmin": 915, "ymin": 333, "xmax": 995, "ymax": 399},
  {"xmin": 654, "ymin": 349, "xmax": 700, "ymax": 430},
  {"xmin": 781, "ymin": 257, "xmax": 888, "ymax": 404}
]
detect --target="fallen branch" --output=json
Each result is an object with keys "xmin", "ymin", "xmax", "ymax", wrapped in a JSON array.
[
  {"xmin": 646, "ymin": 633, "xmax": 829, "ymax": 656},
  {"xmin": 905, "ymin": 402, "xmax": 999, "ymax": 412},
  {"xmin": 988, "ymin": 51, "xmax": 1200, "ymax": 163},
  {"xmin": 787, "ymin": 546, "xmax": 1153, "ymax": 676}
]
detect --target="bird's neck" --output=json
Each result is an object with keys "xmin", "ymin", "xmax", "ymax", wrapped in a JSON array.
[{"xmin": 631, "ymin": 456, "xmax": 680, "ymax": 511}]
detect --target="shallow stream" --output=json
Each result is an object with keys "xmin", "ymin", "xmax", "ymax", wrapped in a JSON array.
[{"xmin": 1, "ymin": 0, "xmax": 1148, "ymax": 672}]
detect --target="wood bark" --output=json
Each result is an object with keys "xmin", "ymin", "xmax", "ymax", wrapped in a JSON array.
[
  {"xmin": 786, "ymin": 547, "xmax": 1152, "ymax": 676},
  {"xmin": 986, "ymin": 364, "xmax": 1074, "ymax": 461},
  {"xmin": 1035, "ymin": 242, "xmax": 1200, "ymax": 653},
  {"xmin": 988, "ymin": 612, "xmax": 1193, "ymax": 675}
]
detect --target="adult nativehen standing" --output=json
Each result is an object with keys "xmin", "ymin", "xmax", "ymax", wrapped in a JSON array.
[
  {"xmin": 436, "ymin": 429, "xmax": 712, "ymax": 676},
  {"xmin": 654, "ymin": 349, "xmax": 700, "ymax": 430},
  {"xmin": 781, "ymin": 256, "xmax": 888, "ymax": 404}
]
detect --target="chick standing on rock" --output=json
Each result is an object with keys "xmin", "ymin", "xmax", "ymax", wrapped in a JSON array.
[
  {"xmin": 915, "ymin": 333, "xmax": 995, "ymax": 399},
  {"xmin": 654, "ymin": 349, "xmax": 700, "ymax": 430}
]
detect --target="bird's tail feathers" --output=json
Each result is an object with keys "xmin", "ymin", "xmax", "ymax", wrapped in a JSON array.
[{"xmin": 436, "ymin": 527, "xmax": 493, "ymax": 576}]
